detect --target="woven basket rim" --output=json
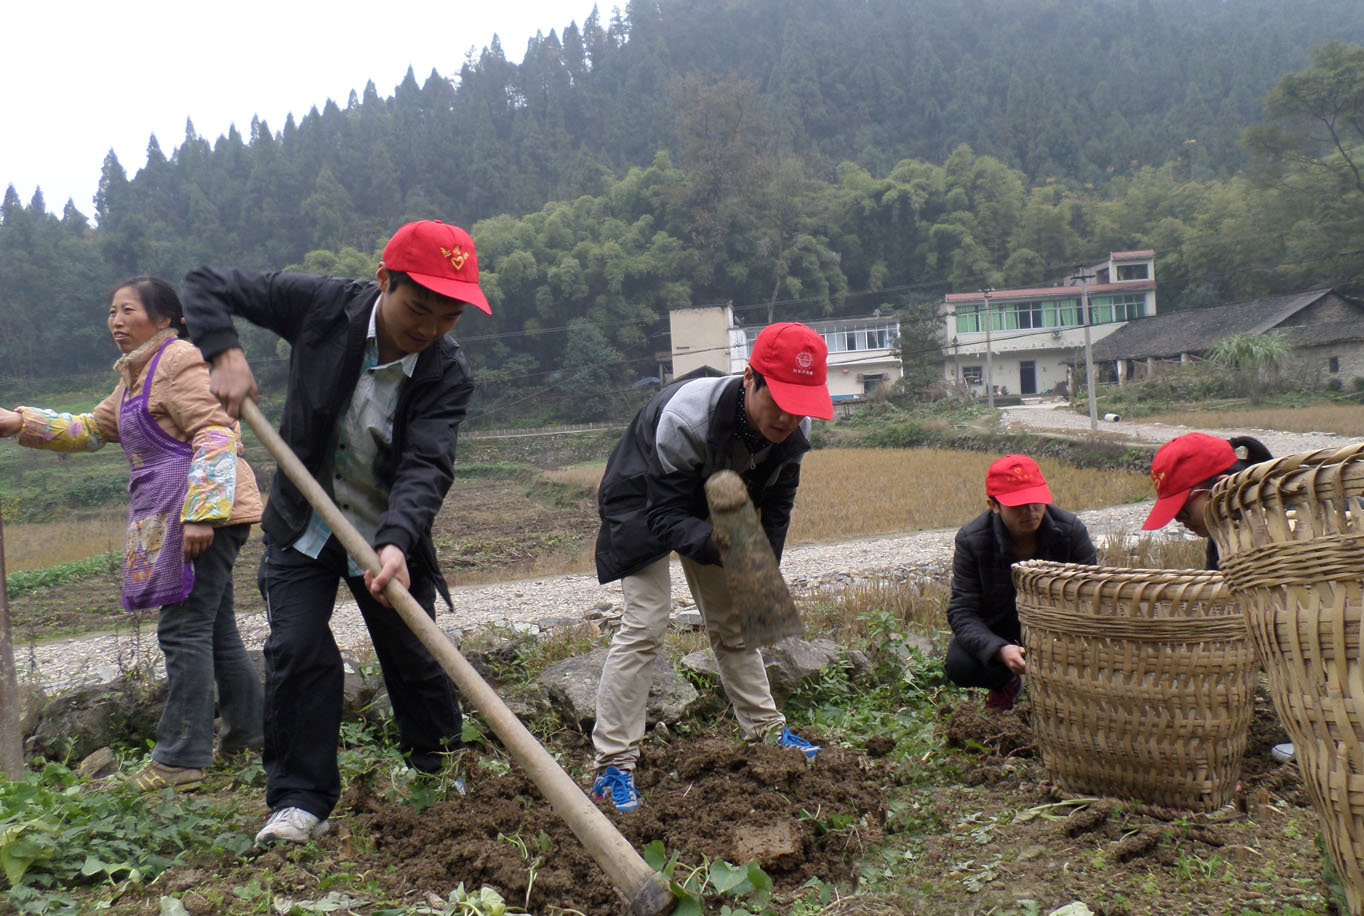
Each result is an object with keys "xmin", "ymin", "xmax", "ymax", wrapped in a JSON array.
[{"xmin": 1013, "ymin": 559, "xmax": 1223, "ymax": 581}]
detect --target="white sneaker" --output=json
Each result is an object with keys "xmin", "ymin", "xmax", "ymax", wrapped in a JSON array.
[
  {"xmin": 1271, "ymin": 742, "xmax": 1296, "ymax": 763},
  {"xmin": 255, "ymin": 806, "xmax": 330, "ymax": 845}
]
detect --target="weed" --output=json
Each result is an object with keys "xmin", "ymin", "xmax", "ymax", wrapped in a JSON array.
[
  {"xmin": 642, "ymin": 840, "xmax": 780, "ymax": 916},
  {"xmin": 0, "ymin": 762, "xmax": 247, "ymax": 914},
  {"xmin": 498, "ymin": 829, "xmax": 552, "ymax": 909}
]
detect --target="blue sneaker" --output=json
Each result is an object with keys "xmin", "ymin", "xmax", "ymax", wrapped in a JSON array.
[
  {"xmin": 777, "ymin": 727, "xmax": 820, "ymax": 760},
  {"xmin": 591, "ymin": 766, "xmax": 641, "ymax": 812}
]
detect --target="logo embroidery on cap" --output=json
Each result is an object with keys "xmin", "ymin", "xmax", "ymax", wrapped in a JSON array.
[
  {"xmin": 441, "ymin": 246, "xmax": 468, "ymax": 271},
  {"xmin": 793, "ymin": 351, "xmax": 814, "ymax": 375},
  {"xmin": 1010, "ymin": 465, "xmax": 1033, "ymax": 482},
  {"xmin": 1151, "ymin": 470, "xmax": 1166, "ymax": 489}
]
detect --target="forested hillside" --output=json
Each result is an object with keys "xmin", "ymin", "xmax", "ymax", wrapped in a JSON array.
[{"xmin": 2, "ymin": 0, "xmax": 1362, "ymax": 426}]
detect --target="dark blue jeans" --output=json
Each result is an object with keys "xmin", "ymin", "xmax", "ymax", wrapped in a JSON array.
[
  {"xmin": 258, "ymin": 535, "xmax": 462, "ymax": 819},
  {"xmin": 153, "ymin": 523, "xmax": 261, "ymax": 769}
]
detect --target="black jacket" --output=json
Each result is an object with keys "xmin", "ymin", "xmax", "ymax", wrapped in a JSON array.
[
  {"xmin": 946, "ymin": 505, "xmax": 1096, "ymax": 666},
  {"xmin": 182, "ymin": 267, "xmax": 474, "ymax": 604},
  {"xmin": 595, "ymin": 375, "xmax": 808, "ymax": 584}
]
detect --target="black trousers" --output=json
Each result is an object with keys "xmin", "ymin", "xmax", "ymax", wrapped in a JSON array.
[
  {"xmin": 258, "ymin": 536, "xmax": 462, "ymax": 818},
  {"xmin": 944, "ymin": 636, "xmax": 1017, "ymax": 691}
]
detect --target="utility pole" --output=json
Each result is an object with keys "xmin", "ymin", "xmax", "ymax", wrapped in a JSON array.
[
  {"xmin": 1072, "ymin": 267, "xmax": 1099, "ymax": 431},
  {"xmin": 981, "ymin": 288, "xmax": 995, "ymax": 409}
]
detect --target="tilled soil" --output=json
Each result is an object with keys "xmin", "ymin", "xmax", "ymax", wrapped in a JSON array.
[
  {"xmin": 93, "ymin": 681, "xmax": 1333, "ymax": 916},
  {"xmin": 116, "ymin": 732, "xmax": 900, "ymax": 916},
  {"xmin": 354, "ymin": 736, "xmax": 894, "ymax": 913}
]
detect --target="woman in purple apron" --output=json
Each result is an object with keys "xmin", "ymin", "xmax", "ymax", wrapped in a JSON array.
[{"xmin": 0, "ymin": 277, "xmax": 265, "ymax": 791}]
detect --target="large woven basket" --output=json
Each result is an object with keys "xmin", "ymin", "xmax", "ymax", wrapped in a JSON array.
[
  {"xmin": 1014, "ymin": 560, "xmax": 1257, "ymax": 811},
  {"xmin": 1206, "ymin": 442, "xmax": 1364, "ymax": 913}
]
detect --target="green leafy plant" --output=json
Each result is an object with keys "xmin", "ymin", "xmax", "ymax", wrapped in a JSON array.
[
  {"xmin": 5, "ymin": 552, "xmax": 120, "ymax": 596},
  {"xmin": 1, "ymin": 762, "xmax": 247, "ymax": 914},
  {"xmin": 642, "ymin": 840, "xmax": 778, "ymax": 916}
]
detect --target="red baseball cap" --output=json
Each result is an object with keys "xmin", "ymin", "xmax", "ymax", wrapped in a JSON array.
[
  {"xmin": 381, "ymin": 220, "xmax": 491, "ymax": 314},
  {"xmin": 986, "ymin": 454, "xmax": 1053, "ymax": 506},
  {"xmin": 748, "ymin": 322, "xmax": 834, "ymax": 420},
  {"xmin": 1141, "ymin": 432, "xmax": 1236, "ymax": 530}
]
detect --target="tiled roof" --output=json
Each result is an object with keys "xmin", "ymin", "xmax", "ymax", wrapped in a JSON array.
[
  {"xmin": 1276, "ymin": 320, "xmax": 1364, "ymax": 348},
  {"xmin": 1091, "ymin": 289, "xmax": 1348, "ymax": 360}
]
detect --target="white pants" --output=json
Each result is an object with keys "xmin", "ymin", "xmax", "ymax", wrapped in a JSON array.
[{"xmin": 592, "ymin": 554, "xmax": 785, "ymax": 770}]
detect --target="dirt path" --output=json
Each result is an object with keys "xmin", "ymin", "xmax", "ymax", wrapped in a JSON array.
[
  {"xmin": 19, "ymin": 504, "xmax": 1161, "ymax": 691},
  {"xmin": 23, "ymin": 405, "xmax": 1356, "ymax": 691},
  {"xmin": 1000, "ymin": 399, "xmax": 1359, "ymax": 456}
]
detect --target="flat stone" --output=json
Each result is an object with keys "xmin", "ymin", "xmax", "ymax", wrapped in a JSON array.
[
  {"xmin": 730, "ymin": 819, "xmax": 804, "ymax": 869},
  {"xmin": 77, "ymin": 746, "xmax": 117, "ymax": 779},
  {"xmin": 674, "ymin": 611, "xmax": 704, "ymax": 629}
]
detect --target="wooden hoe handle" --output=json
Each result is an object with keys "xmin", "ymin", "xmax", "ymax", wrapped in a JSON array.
[{"xmin": 240, "ymin": 400, "xmax": 673, "ymax": 916}]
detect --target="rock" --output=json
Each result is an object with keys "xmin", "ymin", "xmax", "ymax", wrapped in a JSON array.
[
  {"xmin": 341, "ymin": 658, "xmax": 390, "ymax": 723},
  {"xmin": 19, "ymin": 684, "xmax": 48, "ymax": 736},
  {"xmin": 845, "ymin": 649, "xmax": 875, "ymax": 682},
  {"xmin": 77, "ymin": 746, "xmax": 118, "ymax": 779},
  {"xmin": 674, "ymin": 611, "xmax": 704, "ymax": 629},
  {"xmin": 495, "ymin": 682, "xmax": 554, "ymax": 723},
  {"xmin": 730, "ymin": 819, "xmax": 805, "ymax": 870},
  {"xmin": 680, "ymin": 636, "xmax": 840, "ymax": 705},
  {"xmin": 26, "ymin": 678, "xmax": 165, "ymax": 762},
  {"xmin": 763, "ymin": 637, "xmax": 841, "ymax": 703},
  {"xmin": 902, "ymin": 632, "xmax": 940, "ymax": 658},
  {"xmin": 537, "ymin": 647, "xmax": 701, "ymax": 727},
  {"xmin": 464, "ymin": 638, "xmax": 530, "ymax": 683}
]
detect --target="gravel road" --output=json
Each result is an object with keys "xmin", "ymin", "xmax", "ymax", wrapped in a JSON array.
[{"xmin": 21, "ymin": 403, "xmax": 1358, "ymax": 691}]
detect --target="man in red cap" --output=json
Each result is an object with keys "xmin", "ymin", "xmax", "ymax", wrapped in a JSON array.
[
  {"xmin": 589, "ymin": 321, "xmax": 834, "ymax": 811},
  {"xmin": 181, "ymin": 220, "xmax": 491, "ymax": 844},
  {"xmin": 945, "ymin": 455, "xmax": 1096, "ymax": 711}
]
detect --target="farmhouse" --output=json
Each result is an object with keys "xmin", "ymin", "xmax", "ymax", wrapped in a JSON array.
[
  {"xmin": 1089, "ymin": 287, "xmax": 1364, "ymax": 385},
  {"xmin": 669, "ymin": 304, "xmax": 903, "ymax": 402},
  {"xmin": 941, "ymin": 251, "xmax": 1157, "ymax": 397}
]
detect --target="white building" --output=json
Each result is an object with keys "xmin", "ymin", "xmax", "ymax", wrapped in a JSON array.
[
  {"xmin": 942, "ymin": 251, "xmax": 1156, "ymax": 397},
  {"xmin": 669, "ymin": 305, "xmax": 902, "ymax": 402}
]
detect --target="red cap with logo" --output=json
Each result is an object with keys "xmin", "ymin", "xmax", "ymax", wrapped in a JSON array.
[
  {"xmin": 748, "ymin": 322, "xmax": 834, "ymax": 420},
  {"xmin": 381, "ymin": 220, "xmax": 491, "ymax": 314},
  {"xmin": 1141, "ymin": 432, "xmax": 1236, "ymax": 530},
  {"xmin": 986, "ymin": 454, "xmax": 1053, "ymax": 506}
]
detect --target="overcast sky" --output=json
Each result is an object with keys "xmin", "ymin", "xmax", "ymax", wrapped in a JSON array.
[{"xmin": 3, "ymin": 0, "xmax": 595, "ymax": 217}]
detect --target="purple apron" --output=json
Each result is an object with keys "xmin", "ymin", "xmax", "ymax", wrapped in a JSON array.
[{"xmin": 119, "ymin": 340, "xmax": 195, "ymax": 611}]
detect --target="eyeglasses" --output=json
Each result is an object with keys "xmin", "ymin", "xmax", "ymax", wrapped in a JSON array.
[{"xmin": 1174, "ymin": 488, "xmax": 1211, "ymax": 523}]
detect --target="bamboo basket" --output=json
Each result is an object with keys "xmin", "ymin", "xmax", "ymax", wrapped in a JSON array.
[
  {"xmin": 1205, "ymin": 442, "xmax": 1364, "ymax": 914},
  {"xmin": 1014, "ymin": 561, "xmax": 1257, "ymax": 811}
]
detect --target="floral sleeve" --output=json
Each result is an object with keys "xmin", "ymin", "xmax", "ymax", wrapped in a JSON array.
[
  {"xmin": 181, "ymin": 425, "xmax": 237, "ymax": 523},
  {"xmin": 15, "ymin": 407, "xmax": 107, "ymax": 452}
]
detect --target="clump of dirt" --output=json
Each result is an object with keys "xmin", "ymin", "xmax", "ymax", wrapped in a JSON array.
[
  {"xmin": 943, "ymin": 696, "xmax": 1037, "ymax": 758},
  {"xmin": 357, "ymin": 735, "xmax": 898, "ymax": 914}
]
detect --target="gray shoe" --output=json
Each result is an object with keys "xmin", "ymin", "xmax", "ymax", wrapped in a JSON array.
[
  {"xmin": 1271, "ymin": 742, "xmax": 1295, "ymax": 763},
  {"xmin": 255, "ymin": 806, "xmax": 330, "ymax": 845}
]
